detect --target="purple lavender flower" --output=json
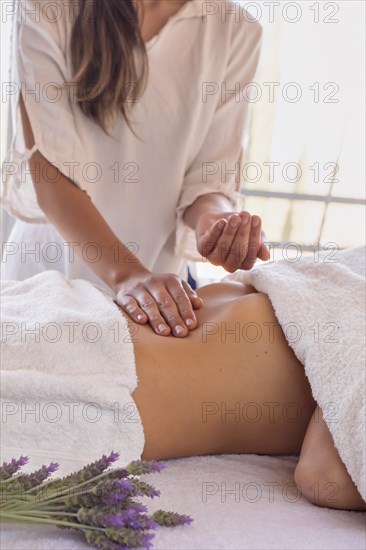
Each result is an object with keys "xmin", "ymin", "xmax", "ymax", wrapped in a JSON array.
[
  {"xmin": 61, "ymin": 452, "xmax": 120, "ymax": 486},
  {"xmin": 103, "ymin": 468, "xmax": 130, "ymax": 482},
  {"xmin": 1, "ymin": 452, "xmax": 193, "ymax": 548},
  {"xmin": 105, "ymin": 510, "xmax": 157, "ymax": 531},
  {"xmin": 77, "ymin": 505, "xmax": 137, "ymax": 528},
  {"xmin": 125, "ymin": 461, "xmax": 166, "ymax": 476},
  {"xmin": 117, "ymin": 502, "xmax": 147, "ymax": 514},
  {"xmin": 0, "ymin": 456, "xmax": 29, "ymax": 480},
  {"xmin": 105, "ymin": 527, "xmax": 155, "ymax": 549},
  {"xmin": 77, "ymin": 506, "xmax": 157, "ymax": 530},
  {"xmin": 95, "ymin": 479, "xmax": 135, "ymax": 505},
  {"xmin": 18, "ymin": 462, "xmax": 59, "ymax": 490},
  {"xmin": 84, "ymin": 530, "xmax": 128, "ymax": 550},
  {"xmin": 106, "ymin": 452, "xmax": 120, "ymax": 463},
  {"xmin": 130, "ymin": 480, "xmax": 160, "ymax": 498},
  {"xmin": 152, "ymin": 510, "xmax": 193, "ymax": 527}
]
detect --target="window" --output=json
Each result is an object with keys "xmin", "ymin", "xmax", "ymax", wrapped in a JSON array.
[{"xmin": 196, "ymin": 0, "xmax": 365, "ymax": 284}]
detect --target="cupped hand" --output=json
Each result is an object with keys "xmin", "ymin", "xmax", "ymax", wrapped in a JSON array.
[
  {"xmin": 114, "ymin": 267, "xmax": 203, "ymax": 337},
  {"xmin": 196, "ymin": 210, "xmax": 270, "ymax": 272}
]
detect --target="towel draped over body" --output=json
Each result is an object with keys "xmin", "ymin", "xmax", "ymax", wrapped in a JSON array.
[{"xmin": 0, "ymin": 270, "xmax": 145, "ymax": 475}]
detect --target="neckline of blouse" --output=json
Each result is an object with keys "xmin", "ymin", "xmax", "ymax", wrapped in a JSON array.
[{"xmin": 146, "ymin": 0, "xmax": 204, "ymax": 51}]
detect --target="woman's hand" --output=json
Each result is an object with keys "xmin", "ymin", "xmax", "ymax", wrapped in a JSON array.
[
  {"xmin": 196, "ymin": 210, "xmax": 270, "ymax": 272},
  {"xmin": 114, "ymin": 267, "xmax": 203, "ymax": 337}
]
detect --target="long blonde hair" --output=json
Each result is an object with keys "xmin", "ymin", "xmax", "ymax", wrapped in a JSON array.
[{"xmin": 69, "ymin": 0, "xmax": 148, "ymax": 132}]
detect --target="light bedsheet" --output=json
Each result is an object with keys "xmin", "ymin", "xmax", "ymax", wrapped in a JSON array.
[{"xmin": 1, "ymin": 454, "xmax": 365, "ymax": 550}]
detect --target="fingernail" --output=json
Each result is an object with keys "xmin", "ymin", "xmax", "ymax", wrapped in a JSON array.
[
  {"xmin": 241, "ymin": 215, "xmax": 250, "ymax": 225},
  {"xmin": 175, "ymin": 325, "xmax": 185, "ymax": 334},
  {"xmin": 252, "ymin": 218, "xmax": 260, "ymax": 228},
  {"xmin": 136, "ymin": 314, "xmax": 144, "ymax": 321},
  {"xmin": 230, "ymin": 217, "xmax": 240, "ymax": 228},
  {"xmin": 217, "ymin": 220, "xmax": 226, "ymax": 230},
  {"xmin": 185, "ymin": 318, "xmax": 195, "ymax": 326},
  {"xmin": 158, "ymin": 323, "xmax": 168, "ymax": 333}
]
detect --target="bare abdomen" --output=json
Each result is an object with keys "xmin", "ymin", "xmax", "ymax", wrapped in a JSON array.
[{"xmin": 132, "ymin": 288, "xmax": 316, "ymax": 460}]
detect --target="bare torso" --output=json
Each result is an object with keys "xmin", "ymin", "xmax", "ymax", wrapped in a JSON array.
[{"xmin": 127, "ymin": 281, "xmax": 316, "ymax": 460}]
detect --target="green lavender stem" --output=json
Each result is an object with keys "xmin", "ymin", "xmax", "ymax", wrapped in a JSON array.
[
  {"xmin": 2, "ymin": 482, "xmax": 95, "ymax": 512},
  {"xmin": 0, "ymin": 511, "xmax": 103, "ymax": 532},
  {"xmin": 19, "ymin": 468, "xmax": 116, "ymax": 508},
  {"xmin": 5, "ymin": 510, "xmax": 77, "ymax": 518}
]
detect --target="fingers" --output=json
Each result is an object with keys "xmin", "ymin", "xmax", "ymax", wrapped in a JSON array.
[
  {"xmin": 239, "ymin": 215, "xmax": 263, "ymax": 270},
  {"xmin": 222, "ymin": 212, "xmax": 252, "ymax": 272},
  {"xmin": 198, "ymin": 218, "xmax": 227, "ymax": 258},
  {"xmin": 148, "ymin": 280, "xmax": 191, "ymax": 337},
  {"xmin": 117, "ymin": 295, "xmax": 149, "ymax": 325},
  {"xmin": 259, "ymin": 230, "xmax": 271, "ymax": 261},
  {"xmin": 204, "ymin": 212, "xmax": 252, "ymax": 272},
  {"xmin": 201, "ymin": 212, "xmax": 268, "ymax": 272},
  {"xmin": 258, "ymin": 242, "xmax": 271, "ymax": 261},
  {"xmin": 201, "ymin": 213, "xmax": 240, "ymax": 268},
  {"xmin": 182, "ymin": 280, "xmax": 204, "ymax": 310},
  {"xmin": 116, "ymin": 274, "xmax": 201, "ymax": 337},
  {"xmin": 164, "ymin": 279, "xmax": 200, "ymax": 334}
]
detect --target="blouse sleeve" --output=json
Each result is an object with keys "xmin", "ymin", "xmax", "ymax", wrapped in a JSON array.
[
  {"xmin": 1, "ymin": 1, "xmax": 85, "ymax": 223},
  {"xmin": 174, "ymin": 18, "xmax": 263, "ymax": 262}
]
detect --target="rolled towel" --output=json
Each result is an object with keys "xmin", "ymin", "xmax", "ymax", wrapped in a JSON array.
[{"xmin": 0, "ymin": 270, "xmax": 145, "ymax": 475}]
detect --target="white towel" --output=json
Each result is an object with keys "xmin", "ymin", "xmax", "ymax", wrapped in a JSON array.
[
  {"xmin": 223, "ymin": 245, "xmax": 366, "ymax": 501},
  {"xmin": 0, "ymin": 270, "xmax": 145, "ymax": 475}
]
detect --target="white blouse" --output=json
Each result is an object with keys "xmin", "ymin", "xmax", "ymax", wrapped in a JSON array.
[{"xmin": 1, "ymin": 0, "xmax": 262, "ymax": 291}]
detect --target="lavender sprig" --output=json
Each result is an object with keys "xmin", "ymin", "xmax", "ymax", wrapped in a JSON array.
[
  {"xmin": 94, "ymin": 479, "xmax": 136, "ymax": 506},
  {"xmin": 130, "ymin": 480, "xmax": 160, "ymax": 499},
  {"xmin": 64, "ymin": 452, "xmax": 120, "ymax": 485},
  {"xmin": 0, "ymin": 456, "xmax": 29, "ymax": 481},
  {"xmin": 17, "ymin": 463, "xmax": 59, "ymax": 491},
  {"xmin": 105, "ymin": 527, "xmax": 155, "ymax": 549},
  {"xmin": 152, "ymin": 510, "xmax": 193, "ymax": 527},
  {"xmin": 125, "ymin": 461, "xmax": 166, "ymax": 476},
  {"xmin": 85, "ymin": 530, "xmax": 128, "ymax": 550},
  {"xmin": 78, "ymin": 506, "xmax": 157, "ymax": 530},
  {"xmin": 27, "ymin": 452, "xmax": 123, "ymax": 506},
  {"xmin": 0, "ymin": 453, "xmax": 192, "ymax": 550},
  {"xmin": 36, "ymin": 452, "xmax": 121, "ymax": 495}
]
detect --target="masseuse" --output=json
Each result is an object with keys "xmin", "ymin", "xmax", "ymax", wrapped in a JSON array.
[{"xmin": 2, "ymin": 0, "xmax": 269, "ymax": 337}]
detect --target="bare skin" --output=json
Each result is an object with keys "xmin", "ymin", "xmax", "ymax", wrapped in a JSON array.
[
  {"xmin": 124, "ymin": 281, "xmax": 366, "ymax": 511},
  {"xmin": 132, "ymin": 282, "xmax": 317, "ymax": 458}
]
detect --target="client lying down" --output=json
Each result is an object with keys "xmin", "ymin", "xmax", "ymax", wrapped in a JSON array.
[
  {"xmin": 2, "ymin": 247, "xmax": 365, "ymax": 515},
  {"xmin": 125, "ymin": 280, "xmax": 365, "ymax": 512}
]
